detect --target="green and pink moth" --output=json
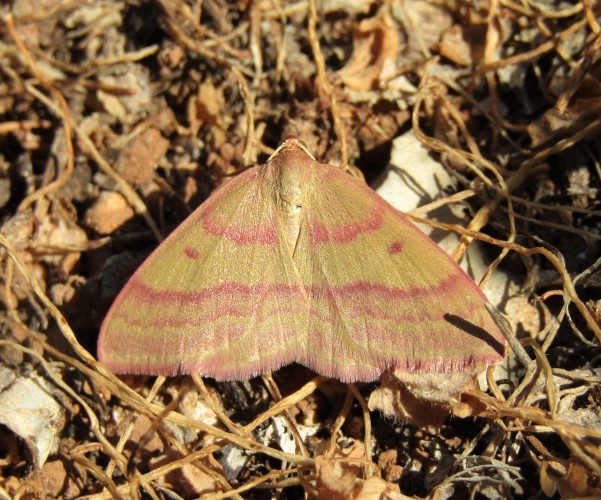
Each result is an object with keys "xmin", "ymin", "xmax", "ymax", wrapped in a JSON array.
[{"xmin": 98, "ymin": 136, "xmax": 505, "ymax": 382}]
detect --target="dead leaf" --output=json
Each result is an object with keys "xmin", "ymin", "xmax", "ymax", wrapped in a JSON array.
[
  {"xmin": 311, "ymin": 455, "xmax": 402, "ymax": 499},
  {"xmin": 354, "ymin": 476, "xmax": 401, "ymax": 499},
  {"xmin": 436, "ymin": 25, "xmax": 475, "ymax": 66},
  {"xmin": 369, "ymin": 372, "xmax": 478, "ymax": 427},
  {"xmin": 557, "ymin": 460, "xmax": 601, "ymax": 499},
  {"xmin": 313, "ymin": 456, "xmax": 357, "ymax": 499},
  {"xmin": 337, "ymin": 5, "xmax": 400, "ymax": 91},
  {"xmin": 188, "ymin": 80, "xmax": 228, "ymax": 148}
]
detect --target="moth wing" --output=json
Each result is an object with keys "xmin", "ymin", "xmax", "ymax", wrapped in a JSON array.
[
  {"xmin": 98, "ymin": 166, "xmax": 309, "ymax": 379},
  {"xmin": 294, "ymin": 163, "xmax": 505, "ymax": 382}
]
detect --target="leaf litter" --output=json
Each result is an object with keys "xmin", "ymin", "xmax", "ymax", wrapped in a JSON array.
[{"xmin": 0, "ymin": 0, "xmax": 600, "ymax": 498}]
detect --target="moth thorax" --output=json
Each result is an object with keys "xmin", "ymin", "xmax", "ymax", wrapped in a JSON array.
[{"xmin": 275, "ymin": 163, "xmax": 304, "ymax": 254}]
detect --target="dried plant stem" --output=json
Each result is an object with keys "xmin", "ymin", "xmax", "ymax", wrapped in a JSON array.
[
  {"xmin": 262, "ymin": 373, "xmax": 310, "ymax": 457},
  {"xmin": 307, "ymin": 0, "xmax": 348, "ymax": 167},
  {"xmin": 160, "ymin": 3, "xmax": 256, "ymax": 165},
  {"xmin": 4, "ymin": 14, "xmax": 75, "ymax": 212},
  {"xmin": 409, "ymin": 217, "xmax": 601, "ymax": 343},
  {"xmin": 348, "ymin": 384, "xmax": 373, "ymax": 475},
  {"xmin": 23, "ymin": 83, "xmax": 163, "ymax": 242}
]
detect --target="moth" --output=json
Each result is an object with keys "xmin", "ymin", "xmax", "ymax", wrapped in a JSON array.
[{"xmin": 98, "ymin": 137, "xmax": 505, "ymax": 382}]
